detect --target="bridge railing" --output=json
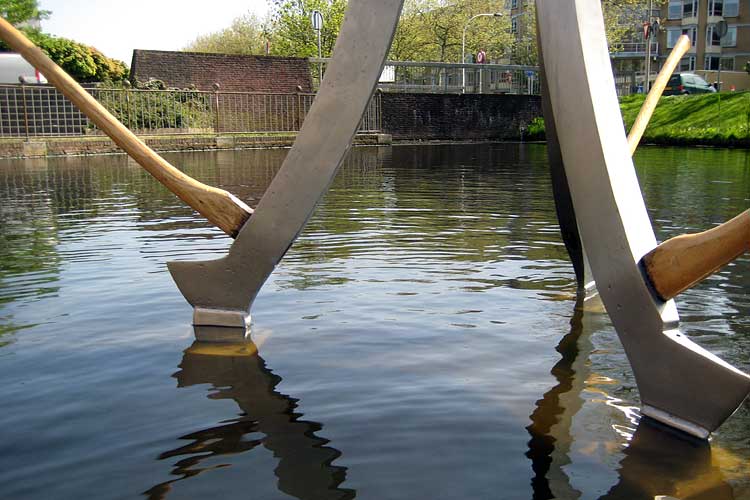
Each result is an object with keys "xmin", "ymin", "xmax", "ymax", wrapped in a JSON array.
[
  {"xmin": 0, "ymin": 85, "xmax": 382, "ymax": 139},
  {"xmin": 310, "ymin": 58, "xmax": 541, "ymax": 95}
]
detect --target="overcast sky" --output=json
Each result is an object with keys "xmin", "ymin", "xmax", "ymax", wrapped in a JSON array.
[{"xmin": 38, "ymin": 0, "xmax": 270, "ymax": 65}]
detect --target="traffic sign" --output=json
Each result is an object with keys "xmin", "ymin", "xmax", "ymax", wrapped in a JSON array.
[{"xmin": 311, "ymin": 10, "xmax": 324, "ymax": 31}]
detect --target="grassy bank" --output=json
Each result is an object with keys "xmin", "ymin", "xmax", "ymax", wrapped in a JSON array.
[{"xmin": 527, "ymin": 91, "xmax": 750, "ymax": 147}]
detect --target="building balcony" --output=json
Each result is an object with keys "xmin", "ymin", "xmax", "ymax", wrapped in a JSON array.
[{"xmin": 610, "ymin": 42, "xmax": 659, "ymax": 58}]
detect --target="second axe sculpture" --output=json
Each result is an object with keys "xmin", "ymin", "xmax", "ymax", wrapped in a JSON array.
[{"xmin": 536, "ymin": 0, "xmax": 750, "ymax": 439}]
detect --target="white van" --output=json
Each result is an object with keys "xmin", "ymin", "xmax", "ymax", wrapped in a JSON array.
[{"xmin": 0, "ymin": 53, "xmax": 47, "ymax": 84}]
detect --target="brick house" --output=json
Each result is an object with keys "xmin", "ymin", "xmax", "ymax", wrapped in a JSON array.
[{"xmin": 129, "ymin": 50, "xmax": 313, "ymax": 93}]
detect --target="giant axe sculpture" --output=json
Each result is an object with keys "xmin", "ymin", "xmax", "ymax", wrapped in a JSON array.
[
  {"xmin": 536, "ymin": 0, "xmax": 749, "ymax": 438},
  {"xmin": 1, "ymin": 0, "xmax": 748, "ymax": 438}
]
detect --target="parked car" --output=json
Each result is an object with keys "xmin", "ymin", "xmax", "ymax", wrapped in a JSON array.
[
  {"xmin": 663, "ymin": 73, "xmax": 716, "ymax": 95},
  {"xmin": 0, "ymin": 53, "xmax": 46, "ymax": 84}
]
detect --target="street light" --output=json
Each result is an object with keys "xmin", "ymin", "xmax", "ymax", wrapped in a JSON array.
[{"xmin": 462, "ymin": 12, "xmax": 503, "ymax": 93}]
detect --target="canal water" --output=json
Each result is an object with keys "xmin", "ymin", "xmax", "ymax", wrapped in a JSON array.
[{"xmin": 0, "ymin": 143, "xmax": 747, "ymax": 500}]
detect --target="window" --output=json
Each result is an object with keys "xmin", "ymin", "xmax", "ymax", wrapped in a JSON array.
[
  {"xmin": 667, "ymin": 28, "xmax": 681, "ymax": 48},
  {"xmin": 668, "ymin": 27, "xmax": 696, "ymax": 48},
  {"xmin": 683, "ymin": 0, "xmax": 697, "ymax": 17},
  {"xmin": 707, "ymin": 25, "xmax": 737, "ymax": 47},
  {"xmin": 724, "ymin": 0, "xmax": 739, "ymax": 16},
  {"xmin": 707, "ymin": 25, "xmax": 719, "ymax": 46},
  {"xmin": 704, "ymin": 55, "xmax": 735, "ymax": 70},
  {"xmin": 723, "ymin": 26, "xmax": 737, "ymax": 46},
  {"xmin": 511, "ymin": 16, "xmax": 518, "ymax": 34},
  {"xmin": 668, "ymin": 0, "xmax": 682, "ymax": 18},
  {"xmin": 708, "ymin": 0, "xmax": 723, "ymax": 16},
  {"xmin": 679, "ymin": 56, "xmax": 696, "ymax": 72},
  {"xmin": 707, "ymin": 0, "xmax": 738, "ymax": 16},
  {"xmin": 511, "ymin": 0, "xmax": 518, "ymax": 9}
]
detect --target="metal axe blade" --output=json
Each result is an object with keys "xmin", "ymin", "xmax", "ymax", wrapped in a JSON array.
[
  {"xmin": 168, "ymin": 0, "xmax": 405, "ymax": 329},
  {"xmin": 536, "ymin": 0, "xmax": 750, "ymax": 438}
]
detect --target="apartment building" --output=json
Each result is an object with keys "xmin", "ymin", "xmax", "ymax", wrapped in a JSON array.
[
  {"xmin": 658, "ymin": 0, "xmax": 750, "ymax": 73},
  {"xmin": 508, "ymin": 0, "xmax": 750, "ymax": 89}
]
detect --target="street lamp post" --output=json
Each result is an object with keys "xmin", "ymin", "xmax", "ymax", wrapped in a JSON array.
[
  {"xmin": 461, "ymin": 12, "xmax": 503, "ymax": 93},
  {"xmin": 311, "ymin": 10, "xmax": 324, "ymax": 86}
]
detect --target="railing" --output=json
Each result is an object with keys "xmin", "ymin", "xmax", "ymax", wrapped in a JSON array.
[
  {"xmin": 310, "ymin": 58, "xmax": 541, "ymax": 95},
  {"xmin": 612, "ymin": 71, "xmax": 660, "ymax": 96},
  {"xmin": 610, "ymin": 41, "xmax": 659, "ymax": 57},
  {"xmin": 0, "ymin": 85, "xmax": 382, "ymax": 139}
]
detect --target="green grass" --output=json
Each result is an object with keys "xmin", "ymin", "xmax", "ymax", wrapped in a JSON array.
[
  {"xmin": 531, "ymin": 91, "xmax": 750, "ymax": 147},
  {"xmin": 620, "ymin": 91, "xmax": 750, "ymax": 147}
]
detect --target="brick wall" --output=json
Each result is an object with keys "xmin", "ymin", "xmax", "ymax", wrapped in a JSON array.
[
  {"xmin": 130, "ymin": 50, "xmax": 313, "ymax": 93},
  {"xmin": 381, "ymin": 93, "xmax": 542, "ymax": 141}
]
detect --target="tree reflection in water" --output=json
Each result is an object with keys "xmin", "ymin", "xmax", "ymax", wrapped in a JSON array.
[{"xmin": 145, "ymin": 339, "xmax": 354, "ymax": 500}]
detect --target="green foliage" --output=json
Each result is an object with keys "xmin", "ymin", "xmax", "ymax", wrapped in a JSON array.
[
  {"xmin": 184, "ymin": 14, "xmax": 267, "ymax": 55},
  {"xmin": 179, "ymin": 0, "xmax": 650, "ymax": 65},
  {"xmin": 391, "ymin": 0, "xmax": 512, "ymax": 63},
  {"xmin": 518, "ymin": 91, "xmax": 750, "ymax": 147},
  {"xmin": 0, "ymin": 0, "xmax": 49, "ymax": 25},
  {"xmin": 525, "ymin": 116, "xmax": 545, "ymax": 140},
  {"xmin": 97, "ymin": 81, "xmax": 213, "ymax": 131},
  {"xmin": 0, "ymin": 29, "xmax": 128, "ymax": 82},
  {"xmin": 267, "ymin": 0, "xmax": 347, "ymax": 57}
]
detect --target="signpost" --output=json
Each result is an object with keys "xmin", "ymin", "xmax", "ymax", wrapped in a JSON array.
[
  {"xmin": 526, "ymin": 70, "xmax": 535, "ymax": 94},
  {"xmin": 716, "ymin": 19, "xmax": 727, "ymax": 121},
  {"xmin": 716, "ymin": 20, "xmax": 727, "ymax": 91}
]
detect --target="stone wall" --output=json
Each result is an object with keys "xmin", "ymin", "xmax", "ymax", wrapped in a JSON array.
[
  {"xmin": 130, "ymin": 50, "xmax": 313, "ymax": 93},
  {"xmin": 0, "ymin": 133, "xmax": 391, "ymax": 159},
  {"xmin": 381, "ymin": 93, "xmax": 542, "ymax": 141}
]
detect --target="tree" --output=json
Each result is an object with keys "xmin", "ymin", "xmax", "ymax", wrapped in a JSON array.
[
  {"xmin": 183, "ymin": 13, "xmax": 268, "ymax": 55},
  {"xmin": 390, "ymin": 0, "xmax": 513, "ymax": 63},
  {"xmin": 0, "ymin": 29, "xmax": 128, "ymax": 82},
  {"xmin": 266, "ymin": 0, "xmax": 347, "ymax": 58},
  {"xmin": 0, "ymin": 0, "xmax": 49, "ymax": 25},
  {"xmin": 509, "ymin": 1, "xmax": 537, "ymax": 65},
  {"xmin": 602, "ymin": 0, "xmax": 651, "ymax": 50},
  {"xmin": 182, "ymin": 0, "xmax": 648, "ymax": 66}
]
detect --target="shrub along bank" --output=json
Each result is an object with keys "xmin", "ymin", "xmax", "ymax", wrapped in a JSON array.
[{"xmin": 529, "ymin": 91, "xmax": 750, "ymax": 147}]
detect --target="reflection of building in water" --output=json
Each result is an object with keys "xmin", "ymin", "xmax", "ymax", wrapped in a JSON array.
[
  {"xmin": 144, "ymin": 342, "xmax": 354, "ymax": 500},
  {"xmin": 526, "ymin": 296, "xmax": 735, "ymax": 500}
]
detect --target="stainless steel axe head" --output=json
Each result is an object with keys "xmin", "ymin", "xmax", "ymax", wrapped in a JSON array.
[
  {"xmin": 168, "ymin": 0, "xmax": 405, "ymax": 334},
  {"xmin": 536, "ymin": 0, "xmax": 750, "ymax": 438}
]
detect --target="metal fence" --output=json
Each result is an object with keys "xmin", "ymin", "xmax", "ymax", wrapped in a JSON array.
[
  {"xmin": 612, "ymin": 71, "xmax": 660, "ymax": 96},
  {"xmin": 0, "ymin": 85, "xmax": 382, "ymax": 139},
  {"xmin": 310, "ymin": 58, "xmax": 541, "ymax": 95}
]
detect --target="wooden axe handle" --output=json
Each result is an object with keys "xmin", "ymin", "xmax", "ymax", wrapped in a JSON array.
[
  {"xmin": 643, "ymin": 209, "xmax": 750, "ymax": 301},
  {"xmin": 627, "ymin": 35, "xmax": 691, "ymax": 156},
  {"xmin": 0, "ymin": 17, "xmax": 252, "ymax": 237}
]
